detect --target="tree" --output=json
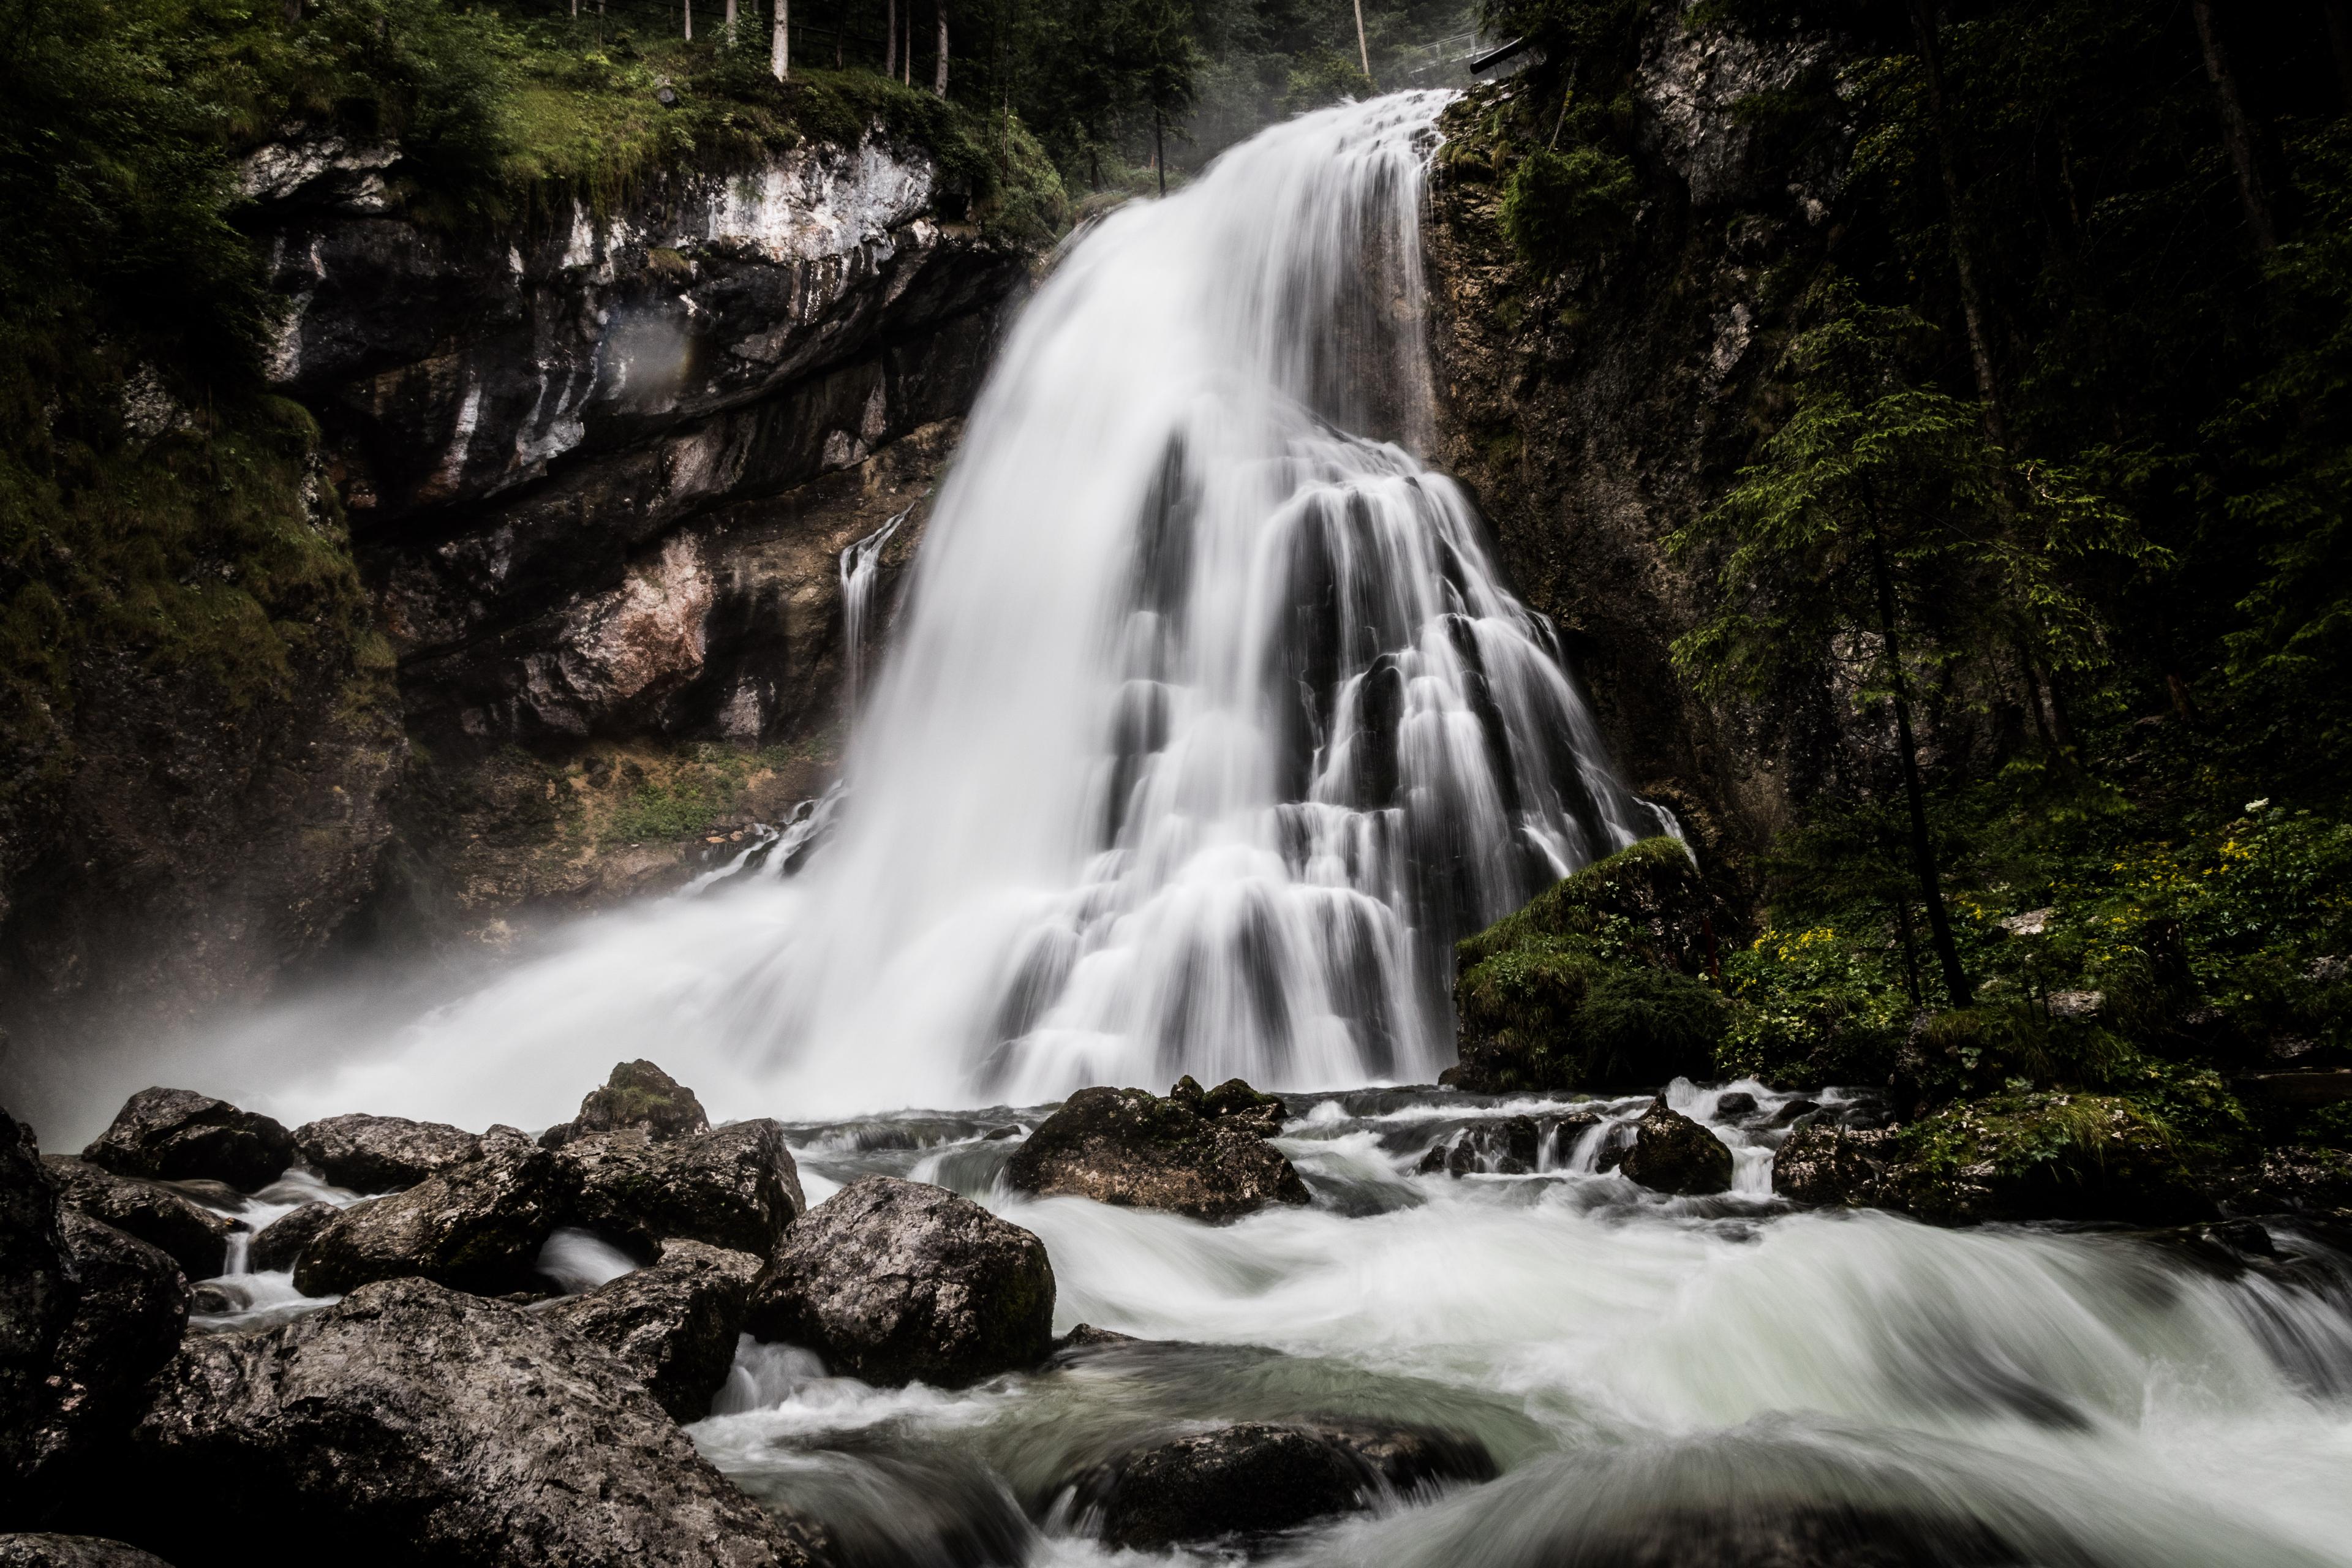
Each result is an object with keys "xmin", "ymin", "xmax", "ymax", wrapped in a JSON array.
[
  {"xmin": 1122, "ymin": 0, "xmax": 1200, "ymax": 195},
  {"xmin": 1670, "ymin": 280, "xmax": 2135, "ymax": 1008},
  {"xmin": 772, "ymin": 0, "xmax": 788, "ymax": 77},
  {"xmin": 935, "ymin": 1, "xmax": 949, "ymax": 96}
]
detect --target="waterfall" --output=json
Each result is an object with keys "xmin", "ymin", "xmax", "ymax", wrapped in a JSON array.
[
  {"xmin": 278, "ymin": 91, "xmax": 1653, "ymax": 1128},
  {"xmin": 838, "ymin": 505, "xmax": 912, "ymax": 714}
]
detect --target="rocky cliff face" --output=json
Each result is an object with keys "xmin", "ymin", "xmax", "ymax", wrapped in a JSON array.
[
  {"xmin": 1422, "ymin": 10, "xmax": 1856, "ymax": 877},
  {"xmin": 1, "ymin": 126, "xmax": 1025, "ymax": 1091}
]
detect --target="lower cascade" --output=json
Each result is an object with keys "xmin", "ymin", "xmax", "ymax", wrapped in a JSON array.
[{"xmin": 15, "ymin": 84, "xmax": 2352, "ymax": 1568}]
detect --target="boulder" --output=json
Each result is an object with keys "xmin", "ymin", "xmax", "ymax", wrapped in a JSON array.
[
  {"xmin": 1773, "ymin": 1123, "xmax": 1898, "ymax": 1207},
  {"xmin": 289, "ymin": 1115, "xmax": 480, "ymax": 1192},
  {"xmin": 541, "ymin": 1061, "xmax": 710, "ymax": 1150},
  {"xmin": 0, "ymin": 1114, "xmax": 70, "ymax": 1519},
  {"xmin": 247, "ymin": 1201, "xmax": 342, "ymax": 1274},
  {"xmin": 34, "ymin": 1213, "xmax": 190, "ymax": 1482},
  {"xmin": 1771, "ymin": 1098, "xmax": 1822, "ymax": 1126},
  {"xmin": 1549, "ymin": 1112, "xmax": 1604, "ymax": 1165},
  {"xmin": 1713, "ymin": 1091, "xmax": 1758, "ymax": 1118},
  {"xmin": 539, "ymin": 1240, "xmax": 761, "ymax": 1422},
  {"xmin": 746, "ymin": 1177, "xmax": 1054, "ymax": 1388},
  {"xmin": 292, "ymin": 1145, "xmax": 573, "ymax": 1297},
  {"xmin": 1616, "ymin": 1101, "xmax": 1733, "ymax": 1196},
  {"xmin": 557, "ymin": 1120, "xmax": 804, "ymax": 1260},
  {"xmin": 0, "ymin": 1538, "xmax": 175, "ymax": 1568},
  {"xmin": 130, "ymin": 1278, "xmax": 820, "ymax": 1568},
  {"xmin": 42, "ymin": 1159, "xmax": 234, "ymax": 1280},
  {"xmin": 1169, "ymin": 1076, "xmax": 1288, "ymax": 1137},
  {"xmin": 1070, "ymin": 1420, "xmax": 1495, "ymax": 1550},
  {"xmin": 80, "ymin": 1090, "xmax": 293, "ymax": 1193},
  {"xmin": 1003, "ymin": 1084, "xmax": 1310, "ymax": 1222}
]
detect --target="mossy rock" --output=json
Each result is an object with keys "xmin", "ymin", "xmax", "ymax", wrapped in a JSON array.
[
  {"xmin": 1452, "ymin": 839, "xmax": 1725, "ymax": 1093},
  {"xmin": 1882, "ymin": 1091, "xmax": 2212, "ymax": 1226}
]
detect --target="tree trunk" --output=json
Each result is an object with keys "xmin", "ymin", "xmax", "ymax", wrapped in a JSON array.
[
  {"xmin": 2329, "ymin": 0, "xmax": 2352, "ymax": 111},
  {"xmin": 683, "ymin": 0, "xmax": 692, "ymax": 40},
  {"xmin": 771, "ymin": 0, "xmax": 788, "ymax": 79},
  {"xmin": 1155, "ymin": 110, "xmax": 1166, "ymax": 197},
  {"xmin": 1353, "ymin": 0, "xmax": 1373, "ymax": 85},
  {"xmin": 283, "ymin": 0, "xmax": 301, "ymax": 21},
  {"xmin": 886, "ymin": 0, "xmax": 896, "ymax": 77},
  {"xmin": 1869, "ymin": 527, "xmax": 1973, "ymax": 1009},
  {"xmin": 1906, "ymin": 0, "xmax": 2010, "ymax": 456},
  {"xmin": 2192, "ymin": 1, "xmax": 2278, "ymax": 251},
  {"xmin": 723, "ymin": 0, "xmax": 736, "ymax": 40},
  {"xmin": 935, "ymin": 2, "xmax": 949, "ymax": 97}
]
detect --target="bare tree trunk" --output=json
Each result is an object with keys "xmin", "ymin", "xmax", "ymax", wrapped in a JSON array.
[
  {"xmin": 1353, "ymin": 0, "xmax": 1373, "ymax": 85},
  {"xmin": 2329, "ymin": 0, "xmax": 2352, "ymax": 110},
  {"xmin": 724, "ymin": 0, "xmax": 736, "ymax": 40},
  {"xmin": 1155, "ymin": 110, "xmax": 1166, "ymax": 196},
  {"xmin": 683, "ymin": 0, "xmax": 692, "ymax": 40},
  {"xmin": 886, "ymin": 0, "xmax": 896, "ymax": 77},
  {"xmin": 771, "ymin": 0, "xmax": 788, "ymax": 79},
  {"xmin": 1870, "ymin": 526, "xmax": 1973, "ymax": 1009},
  {"xmin": 935, "ymin": 2, "xmax": 949, "ymax": 96},
  {"xmin": 2192, "ymin": 1, "xmax": 2278, "ymax": 251},
  {"xmin": 1907, "ymin": 0, "xmax": 2009, "ymax": 455}
]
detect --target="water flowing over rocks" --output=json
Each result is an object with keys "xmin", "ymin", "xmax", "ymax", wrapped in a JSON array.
[
  {"xmin": 292, "ymin": 1143, "xmax": 572, "ymax": 1297},
  {"xmin": 1617, "ymin": 1099, "xmax": 1735, "ymax": 1195},
  {"xmin": 290, "ymin": 1114, "xmax": 480, "ymax": 1191},
  {"xmin": 555, "ymin": 1118, "xmax": 804, "ymax": 1261},
  {"xmin": 79, "ymin": 1090, "xmax": 292, "ymax": 1193},
  {"xmin": 538, "ymin": 1239, "xmax": 761, "ymax": 1423},
  {"xmin": 1003, "ymin": 1082, "xmax": 1311, "ymax": 1221},
  {"xmin": 39, "ymin": 1159, "xmax": 233, "ymax": 1281},
  {"xmin": 1068, "ymin": 1420, "xmax": 1497, "ymax": 1550},
  {"xmin": 745, "ymin": 1177, "xmax": 1054, "ymax": 1388},
  {"xmin": 130, "ymin": 1278, "xmax": 821, "ymax": 1568}
]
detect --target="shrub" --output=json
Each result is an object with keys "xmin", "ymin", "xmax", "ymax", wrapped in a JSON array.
[{"xmin": 1498, "ymin": 143, "xmax": 1636, "ymax": 274}]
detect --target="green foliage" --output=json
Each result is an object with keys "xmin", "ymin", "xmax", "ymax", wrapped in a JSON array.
[
  {"xmin": 1282, "ymin": 48, "xmax": 1373, "ymax": 113},
  {"xmin": 1498, "ymin": 143, "xmax": 1635, "ymax": 273},
  {"xmin": 1887, "ymin": 1088, "xmax": 2203, "ymax": 1224}
]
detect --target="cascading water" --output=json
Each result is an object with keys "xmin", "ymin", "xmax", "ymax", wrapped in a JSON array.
[
  {"xmin": 100, "ymin": 92, "xmax": 2352, "ymax": 1568},
  {"xmin": 271, "ymin": 88, "xmax": 1657, "ymax": 1128}
]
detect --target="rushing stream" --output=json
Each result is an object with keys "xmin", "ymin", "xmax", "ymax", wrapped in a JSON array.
[{"xmin": 126, "ymin": 91, "xmax": 2352, "ymax": 1566}]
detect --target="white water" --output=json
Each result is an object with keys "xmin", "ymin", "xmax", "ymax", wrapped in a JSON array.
[{"xmin": 250, "ymin": 89, "xmax": 1654, "ymax": 1133}]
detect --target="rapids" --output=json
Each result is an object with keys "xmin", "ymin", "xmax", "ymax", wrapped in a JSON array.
[{"xmin": 67, "ymin": 90, "xmax": 2352, "ymax": 1568}]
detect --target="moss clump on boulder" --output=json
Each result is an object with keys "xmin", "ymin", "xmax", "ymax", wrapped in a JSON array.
[
  {"xmin": 1451, "ymin": 839, "xmax": 1727, "ymax": 1093},
  {"xmin": 542, "ymin": 1060, "xmax": 710, "ymax": 1148}
]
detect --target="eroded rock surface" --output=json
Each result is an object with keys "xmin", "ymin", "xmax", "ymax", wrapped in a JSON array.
[
  {"xmin": 540, "ymin": 1239, "xmax": 761, "ymax": 1422},
  {"xmin": 293, "ymin": 1145, "xmax": 571, "ymax": 1297},
  {"xmin": 1616, "ymin": 1100, "xmax": 1733, "ymax": 1196},
  {"xmin": 290, "ymin": 1114, "xmax": 480, "ymax": 1191},
  {"xmin": 42, "ymin": 1158, "xmax": 235, "ymax": 1280},
  {"xmin": 558, "ymin": 1119, "xmax": 804, "ymax": 1261},
  {"xmin": 80, "ymin": 1090, "xmax": 292, "ymax": 1193},
  {"xmin": 132, "ymin": 1278, "xmax": 820, "ymax": 1568},
  {"xmin": 0, "ymin": 1115, "xmax": 68, "ymax": 1519},
  {"xmin": 1004, "ymin": 1083, "xmax": 1310, "ymax": 1222},
  {"xmin": 0, "ymin": 1537, "xmax": 176, "ymax": 1568},
  {"xmin": 36, "ymin": 1214, "xmax": 191, "ymax": 1484},
  {"xmin": 747, "ymin": 1177, "xmax": 1054, "ymax": 1387}
]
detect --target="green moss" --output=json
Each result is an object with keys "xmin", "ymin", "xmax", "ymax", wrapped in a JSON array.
[
  {"xmin": 1498, "ymin": 143, "xmax": 1637, "ymax": 276},
  {"xmin": 1887, "ymin": 1090, "xmax": 2206, "ymax": 1224}
]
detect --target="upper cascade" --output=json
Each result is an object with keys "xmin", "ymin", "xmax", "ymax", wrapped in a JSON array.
[{"xmin": 288, "ymin": 91, "xmax": 1660, "ymax": 1126}]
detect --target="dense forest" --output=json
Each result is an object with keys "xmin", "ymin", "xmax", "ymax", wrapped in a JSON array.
[{"xmin": 1449, "ymin": 0, "xmax": 2352, "ymax": 1214}]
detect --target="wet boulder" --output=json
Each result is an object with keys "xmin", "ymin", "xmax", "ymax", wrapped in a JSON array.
[
  {"xmin": 1071, "ymin": 1420, "xmax": 1495, "ymax": 1550},
  {"xmin": 541, "ymin": 1061, "xmax": 710, "ymax": 1150},
  {"xmin": 0, "ymin": 1114, "xmax": 70, "ymax": 1517},
  {"xmin": 1549, "ymin": 1112, "xmax": 1604, "ymax": 1166},
  {"xmin": 290, "ymin": 1114, "xmax": 480, "ymax": 1192},
  {"xmin": 32, "ymin": 1213, "xmax": 191, "ymax": 1487},
  {"xmin": 247, "ymin": 1200, "xmax": 343, "ymax": 1274},
  {"xmin": 746, "ymin": 1177, "xmax": 1055, "ymax": 1388},
  {"xmin": 1616, "ymin": 1101, "xmax": 1733, "ymax": 1196},
  {"xmin": 557, "ymin": 1120, "xmax": 804, "ymax": 1261},
  {"xmin": 539, "ymin": 1239, "xmax": 761, "ymax": 1422},
  {"xmin": 41, "ymin": 1158, "xmax": 235, "ymax": 1280},
  {"xmin": 0, "ymin": 1538, "xmax": 176, "ymax": 1567},
  {"xmin": 1880, "ymin": 1092, "xmax": 2214, "ymax": 1226},
  {"xmin": 292, "ymin": 1144, "xmax": 573, "ymax": 1297},
  {"xmin": 130, "ymin": 1278, "xmax": 820, "ymax": 1568},
  {"xmin": 1003, "ymin": 1083, "xmax": 1309, "ymax": 1222},
  {"xmin": 1713, "ymin": 1091, "xmax": 1758, "ymax": 1118},
  {"xmin": 1773, "ymin": 1123, "xmax": 1897, "ymax": 1207},
  {"xmin": 80, "ymin": 1089, "xmax": 293, "ymax": 1193}
]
